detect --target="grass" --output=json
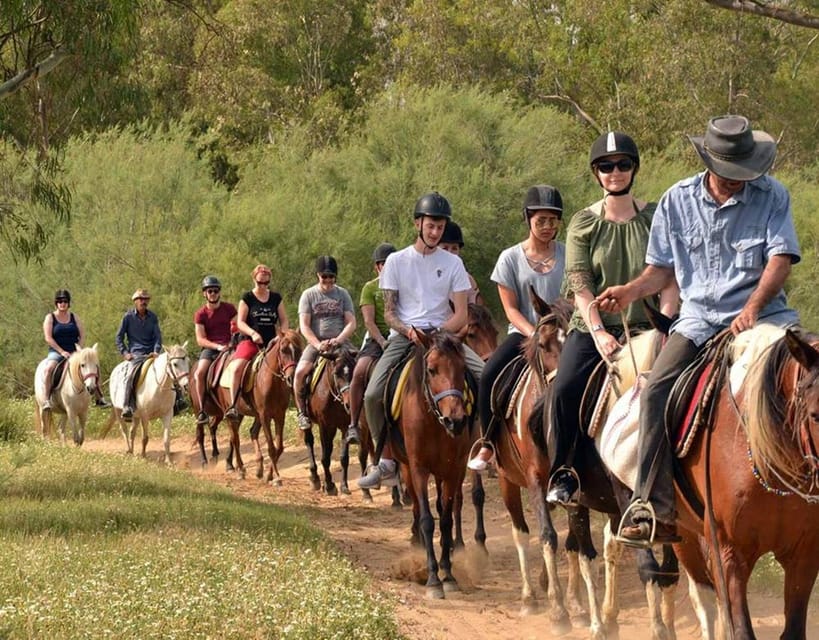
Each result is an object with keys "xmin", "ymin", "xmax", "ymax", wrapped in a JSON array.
[{"xmin": 0, "ymin": 441, "xmax": 401, "ymax": 640}]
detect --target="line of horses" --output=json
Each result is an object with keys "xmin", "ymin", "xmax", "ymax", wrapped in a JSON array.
[{"xmin": 31, "ymin": 300, "xmax": 819, "ymax": 640}]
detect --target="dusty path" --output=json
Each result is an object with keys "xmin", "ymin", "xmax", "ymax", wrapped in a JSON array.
[{"xmin": 85, "ymin": 432, "xmax": 818, "ymax": 640}]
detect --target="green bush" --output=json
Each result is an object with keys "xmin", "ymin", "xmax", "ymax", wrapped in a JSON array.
[{"xmin": 0, "ymin": 399, "xmax": 32, "ymax": 443}]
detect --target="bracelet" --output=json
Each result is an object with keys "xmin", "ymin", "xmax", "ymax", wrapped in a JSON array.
[{"xmin": 590, "ymin": 323, "xmax": 605, "ymax": 332}]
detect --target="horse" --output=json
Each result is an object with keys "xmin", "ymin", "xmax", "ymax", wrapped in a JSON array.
[
  {"xmin": 103, "ymin": 343, "xmax": 190, "ymax": 464},
  {"xmin": 207, "ymin": 330, "xmax": 304, "ymax": 483},
  {"xmin": 464, "ymin": 302, "xmax": 498, "ymax": 362},
  {"xmin": 302, "ymin": 343, "xmax": 359, "ymax": 495},
  {"xmin": 386, "ymin": 329, "xmax": 475, "ymax": 599},
  {"xmin": 33, "ymin": 344, "xmax": 100, "ymax": 446},
  {"xmin": 666, "ymin": 326, "xmax": 819, "ymax": 640}
]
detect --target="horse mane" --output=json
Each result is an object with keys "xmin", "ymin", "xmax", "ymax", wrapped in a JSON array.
[
  {"xmin": 527, "ymin": 386, "xmax": 554, "ymax": 456},
  {"xmin": 166, "ymin": 343, "xmax": 187, "ymax": 358},
  {"xmin": 68, "ymin": 346, "xmax": 98, "ymax": 387},
  {"xmin": 279, "ymin": 329, "xmax": 305, "ymax": 350},
  {"xmin": 522, "ymin": 299, "xmax": 571, "ymax": 369},
  {"xmin": 411, "ymin": 331, "xmax": 463, "ymax": 384},
  {"xmin": 744, "ymin": 331, "xmax": 812, "ymax": 486}
]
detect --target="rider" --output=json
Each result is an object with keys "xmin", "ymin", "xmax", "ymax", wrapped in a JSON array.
[
  {"xmin": 192, "ymin": 275, "xmax": 238, "ymax": 424},
  {"xmin": 597, "ymin": 115, "xmax": 801, "ymax": 545},
  {"xmin": 545, "ymin": 132, "xmax": 679, "ymax": 508},
  {"xmin": 115, "ymin": 288, "xmax": 163, "ymax": 421},
  {"xmin": 41, "ymin": 289, "xmax": 87, "ymax": 410},
  {"xmin": 344, "ymin": 242, "xmax": 397, "ymax": 446},
  {"xmin": 358, "ymin": 191, "xmax": 485, "ymax": 489},
  {"xmin": 439, "ymin": 220, "xmax": 484, "ymax": 306},
  {"xmin": 293, "ymin": 256, "xmax": 357, "ymax": 430},
  {"xmin": 467, "ymin": 185, "xmax": 566, "ymax": 472},
  {"xmin": 227, "ymin": 264, "xmax": 289, "ymax": 420}
]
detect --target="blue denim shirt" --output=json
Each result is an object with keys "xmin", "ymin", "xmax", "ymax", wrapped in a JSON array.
[
  {"xmin": 647, "ymin": 171, "xmax": 800, "ymax": 346},
  {"xmin": 116, "ymin": 309, "xmax": 163, "ymax": 356}
]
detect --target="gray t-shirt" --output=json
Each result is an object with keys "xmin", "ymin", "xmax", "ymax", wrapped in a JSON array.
[
  {"xmin": 298, "ymin": 284, "xmax": 354, "ymax": 340},
  {"xmin": 491, "ymin": 242, "xmax": 566, "ymax": 334}
]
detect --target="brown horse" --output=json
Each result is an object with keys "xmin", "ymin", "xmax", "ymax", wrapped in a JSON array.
[
  {"xmin": 464, "ymin": 302, "xmax": 498, "ymax": 362},
  {"xmin": 208, "ymin": 330, "xmax": 304, "ymax": 482},
  {"xmin": 387, "ymin": 329, "xmax": 475, "ymax": 599},
  {"xmin": 670, "ymin": 327, "xmax": 819, "ymax": 640},
  {"xmin": 489, "ymin": 295, "xmax": 581, "ymax": 631},
  {"xmin": 302, "ymin": 343, "xmax": 358, "ymax": 495}
]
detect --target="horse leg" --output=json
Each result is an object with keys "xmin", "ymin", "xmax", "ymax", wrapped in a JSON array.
[
  {"xmin": 319, "ymin": 426, "xmax": 336, "ymax": 496},
  {"xmin": 439, "ymin": 478, "xmax": 459, "ymax": 593},
  {"xmin": 339, "ymin": 436, "xmax": 351, "ymax": 495},
  {"xmin": 303, "ymin": 429, "xmax": 321, "ymax": 491},
  {"xmin": 358, "ymin": 442, "xmax": 373, "ymax": 504},
  {"xmin": 658, "ymin": 545, "xmax": 680, "ymax": 640},
  {"xmin": 249, "ymin": 418, "xmax": 264, "ymax": 480},
  {"xmin": 530, "ymin": 482, "xmax": 571, "ymax": 634},
  {"xmin": 269, "ymin": 410, "xmax": 285, "ymax": 486},
  {"xmin": 471, "ymin": 470, "xmax": 487, "ymax": 551},
  {"xmin": 778, "ymin": 547, "xmax": 819, "ymax": 640},
  {"xmin": 210, "ymin": 416, "xmax": 220, "ymax": 458},
  {"xmin": 499, "ymin": 476, "xmax": 539, "ymax": 616},
  {"xmin": 413, "ymin": 468, "xmax": 443, "ymax": 599},
  {"xmin": 601, "ymin": 518, "xmax": 623, "ymax": 635},
  {"xmin": 566, "ymin": 505, "xmax": 604, "ymax": 640},
  {"xmin": 717, "ymin": 543, "xmax": 755, "ymax": 640},
  {"xmin": 57, "ymin": 413, "xmax": 67, "ymax": 446},
  {"xmin": 195, "ymin": 419, "xmax": 208, "ymax": 467},
  {"xmin": 453, "ymin": 482, "xmax": 464, "ymax": 549},
  {"xmin": 75, "ymin": 408, "xmax": 87, "ymax": 447},
  {"xmin": 674, "ymin": 533, "xmax": 718, "ymax": 640},
  {"xmin": 229, "ymin": 418, "xmax": 245, "ymax": 479},
  {"xmin": 141, "ymin": 416, "xmax": 150, "ymax": 458}
]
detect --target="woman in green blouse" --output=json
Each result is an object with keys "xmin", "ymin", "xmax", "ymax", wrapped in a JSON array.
[{"xmin": 545, "ymin": 132, "xmax": 678, "ymax": 506}]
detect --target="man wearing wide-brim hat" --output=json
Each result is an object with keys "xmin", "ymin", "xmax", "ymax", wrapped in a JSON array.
[
  {"xmin": 115, "ymin": 288, "xmax": 163, "ymax": 420},
  {"xmin": 595, "ymin": 114, "xmax": 802, "ymax": 546}
]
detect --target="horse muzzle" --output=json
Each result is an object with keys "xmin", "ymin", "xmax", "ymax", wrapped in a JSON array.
[{"xmin": 440, "ymin": 416, "xmax": 467, "ymax": 437}]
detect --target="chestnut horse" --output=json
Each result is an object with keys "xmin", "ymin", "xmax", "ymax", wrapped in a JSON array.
[
  {"xmin": 209, "ymin": 330, "xmax": 304, "ymax": 482},
  {"xmin": 302, "ymin": 344, "xmax": 358, "ymax": 495},
  {"xmin": 464, "ymin": 302, "xmax": 499, "ymax": 362},
  {"xmin": 387, "ymin": 329, "xmax": 475, "ymax": 599},
  {"xmin": 670, "ymin": 327, "xmax": 819, "ymax": 640}
]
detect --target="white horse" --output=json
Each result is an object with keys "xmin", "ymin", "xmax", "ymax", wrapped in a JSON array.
[
  {"xmin": 103, "ymin": 343, "xmax": 190, "ymax": 464},
  {"xmin": 34, "ymin": 344, "xmax": 100, "ymax": 446}
]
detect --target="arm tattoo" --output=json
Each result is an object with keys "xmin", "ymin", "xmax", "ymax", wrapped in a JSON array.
[
  {"xmin": 566, "ymin": 270, "xmax": 594, "ymax": 295},
  {"xmin": 383, "ymin": 289, "xmax": 410, "ymax": 337}
]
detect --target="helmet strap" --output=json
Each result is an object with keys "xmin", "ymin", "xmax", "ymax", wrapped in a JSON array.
[{"xmin": 594, "ymin": 174, "xmax": 634, "ymax": 197}]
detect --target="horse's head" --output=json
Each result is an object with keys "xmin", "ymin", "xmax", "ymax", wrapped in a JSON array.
[
  {"xmin": 464, "ymin": 303, "xmax": 499, "ymax": 362},
  {"xmin": 273, "ymin": 329, "xmax": 305, "ymax": 387},
  {"xmin": 786, "ymin": 330, "xmax": 819, "ymax": 468},
  {"xmin": 163, "ymin": 342, "xmax": 191, "ymax": 389},
  {"xmin": 327, "ymin": 344, "xmax": 357, "ymax": 413},
  {"xmin": 524, "ymin": 290, "xmax": 571, "ymax": 380},
  {"xmin": 417, "ymin": 329, "xmax": 469, "ymax": 437},
  {"xmin": 70, "ymin": 343, "xmax": 100, "ymax": 394}
]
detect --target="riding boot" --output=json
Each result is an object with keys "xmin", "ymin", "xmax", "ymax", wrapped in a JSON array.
[{"xmin": 225, "ymin": 361, "xmax": 249, "ymax": 420}]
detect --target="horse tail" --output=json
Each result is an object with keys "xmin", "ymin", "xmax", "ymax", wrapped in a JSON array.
[
  {"xmin": 745, "ymin": 338, "xmax": 798, "ymax": 485},
  {"xmin": 99, "ymin": 409, "xmax": 118, "ymax": 439}
]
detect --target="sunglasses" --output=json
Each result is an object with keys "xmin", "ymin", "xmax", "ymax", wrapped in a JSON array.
[
  {"xmin": 319, "ymin": 273, "xmax": 336, "ymax": 280},
  {"xmin": 255, "ymin": 280, "xmax": 270, "ymax": 286},
  {"xmin": 596, "ymin": 158, "xmax": 635, "ymax": 174},
  {"xmin": 532, "ymin": 217, "xmax": 560, "ymax": 229},
  {"xmin": 135, "ymin": 297, "xmax": 149, "ymax": 301},
  {"xmin": 55, "ymin": 299, "xmax": 69, "ymax": 304},
  {"xmin": 205, "ymin": 288, "xmax": 221, "ymax": 294}
]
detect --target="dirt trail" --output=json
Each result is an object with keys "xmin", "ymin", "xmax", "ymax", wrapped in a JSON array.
[{"xmin": 84, "ymin": 433, "xmax": 817, "ymax": 640}]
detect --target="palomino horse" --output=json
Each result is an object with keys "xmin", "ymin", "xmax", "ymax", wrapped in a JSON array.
[
  {"xmin": 103, "ymin": 343, "xmax": 190, "ymax": 464},
  {"xmin": 668, "ymin": 327, "xmax": 819, "ymax": 640},
  {"xmin": 34, "ymin": 344, "xmax": 100, "ymax": 446},
  {"xmin": 302, "ymin": 344, "xmax": 358, "ymax": 495},
  {"xmin": 387, "ymin": 329, "xmax": 475, "ymax": 599},
  {"xmin": 209, "ymin": 330, "xmax": 304, "ymax": 483}
]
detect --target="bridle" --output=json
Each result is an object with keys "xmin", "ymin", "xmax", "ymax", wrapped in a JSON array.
[
  {"xmin": 154, "ymin": 352, "xmax": 189, "ymax": 389},
  {"xmin": 420, "ymin": 344, "xmax": 466, "ymax": 432}
]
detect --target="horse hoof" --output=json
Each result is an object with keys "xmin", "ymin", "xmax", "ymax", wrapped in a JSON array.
[
  {"xmin": 520, "ymin": 600, "xmax": 539, "ymax": 617},
  {"xmin": 256, "ymin": 468, "xmax": 263, "ymax": 480},
  {"xmin": 550, "ymin": 613, "xmax": 572, "ymax": 636},
  {"xmin": 340, "ymin": 485, "xmax": 351, "ymax": 495},
  {"xmin": 391, "ymin": 501, "xmax": 403, "ymax": 511},
  {"xmin": 239, "ymin": 469, "xmax": 246, "ymax": 480},
  {"xmin": 426, "ymin": 585, "xmax": 445, "ymax": 600},
  {"xmin": 272, "ymin": 477, "xmax": 282, "ymax": 487},
  {"xmin": 325, "ymin": 485, "xmax": 338, "ymax": 496},
  {"xmin": 362, "ymin": 492, "xmax": 374, "ymax": 504},
  {"xmin": 442, "ymin": 579, "xmax": 460, "ymax": 593},
  {"xmin": 310, "ymin": 478, "xmax": 321, "ymax": 491}
]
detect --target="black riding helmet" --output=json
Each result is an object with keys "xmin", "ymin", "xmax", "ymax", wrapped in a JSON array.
[
  {"xmin": 201, "ymin": 275, "xmax": 221, "ymax": 291},
  {"xmin": 54, "ymin": 289, "xmax": 71, "ymax": 304},
  {"xmin": 315, "ymin": 255, "xmax": 338, "ymax": 275},
  {"xmin": 589, "ymin": 131, "xmax": 640, "ymax": 196},
  {"xmin": 522, "ymin": 185, "xmax": 563, "ymax": 222},
  {"xmin": 372, "ymin": 242, "xmax": 397, "ymax": 263},
  {"xmin": 413, "ymin": 192, "xmax": 452, "ymax": 220},
  {"xmin": 440, "ymin": 220, "xmax": 465, "ymax": 247}
]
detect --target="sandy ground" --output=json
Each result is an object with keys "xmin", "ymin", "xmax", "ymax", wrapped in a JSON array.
[{"xmin": 84, "ymin": 430, "xmax": 818, "ymax": 640}]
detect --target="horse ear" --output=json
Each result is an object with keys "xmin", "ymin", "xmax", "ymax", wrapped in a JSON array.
[
  {"xmin": 182, "ymin": 340, "xmax": 189, "ymax": 350},
  {"xmin": 163, "ymin": 345, "xmax": 170, "ymax": 354},
  {"xmin": 416, "ymin": 327, "xmax": 432, "ymax": 350},
  {"xmin": 91, "ymin": 343, "xmax": 98, "ymax": 352},
  {"xmin": 785, "ymin": 329, "xmax": 819, "ymax": 372},
  {"xmin": 642, "ymin": 300, "xmax": 675, "ymax": 335},
  {"xmin": 528, "ymin": 284, "xmax": 551, "ymax": 319},
  {"xmin": 74, "ymin": 343, "xmax": 82, "ymax": 352}
]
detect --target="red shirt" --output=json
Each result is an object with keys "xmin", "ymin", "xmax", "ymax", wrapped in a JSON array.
[{"xmin": 193, "ymin": 302, "xmax": 237, "ymax": 345}]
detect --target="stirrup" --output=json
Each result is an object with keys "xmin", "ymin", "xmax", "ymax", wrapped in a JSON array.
[
  {"xmin": 466, "ymin": 439, "xmax": 496, "ymax": 471},
  {"xmin": 546, "ymin": 465, "xmax": 581, "ymax": 505},
  {"xmin": 615, "ymin": 499, "xmax": 657, "ymax": 549}
]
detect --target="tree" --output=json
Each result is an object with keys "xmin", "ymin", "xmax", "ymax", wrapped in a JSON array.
[{"xmin": 704, "ymin": 0, "xmax": 819, "ymax": 29}]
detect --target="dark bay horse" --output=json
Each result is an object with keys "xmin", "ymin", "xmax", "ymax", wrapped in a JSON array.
[
  {"xmin": 387, "ymin": 329, "xmax": 475, "ymax": 599},
  {"xmin": 670, "ymin": 327, "xmax": 819, "ymax": 640},
  {"xmin": 302, "ymin": 344, "xmax": 358, "ymax": 495},
  {"xmin": 209, "ymin": 330, "xmax": 304, "ymax": 483}
]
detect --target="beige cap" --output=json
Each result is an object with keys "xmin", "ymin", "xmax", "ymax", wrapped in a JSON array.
[{"xmin": 131, "ymin": 288, "xmax": 151, "ymax": 300}]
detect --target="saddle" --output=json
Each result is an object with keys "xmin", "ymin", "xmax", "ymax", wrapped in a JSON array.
[
  {"xmin": 50, "ymin": 359, "xmax": 69, "ymax": 391},
  {"xmin": 133, "ymin": 355, "xmax": 156, "ymax": 393},
  {"xmin": 218, "ymin": 350, "xmax": 264, "ymax": 392},
  {"xmin": 206, "ymin": 349, "xmax": 233, "ymax": 390}
]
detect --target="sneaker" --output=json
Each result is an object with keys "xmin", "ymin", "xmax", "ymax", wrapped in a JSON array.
[
  {"xmin": 121, "ymin": 407, "xmax": 133, "ymax": 422},
  {"xmin": 467, "ymin": 447, "xmax": 495, "ymax": 473},
  {"xmin": 357, "ymin": 459, "xmax": 398, "ymax": 490},
  {"xmin": 95, "ymin": 397, "xmax": 112, "ymax": 408},
  {"xmin": 297, "ymin": 412, "xmax": 312, "ymax": 431},
  {"xmin": 546, "ymin": 468, "xmax": 580, "ymax": 506},
  {"xmin": 618, "ymin": 521, "xmax": 681, "ymax": 547},
  {"xmin": 344, "ymin": 425, "xmax": 361, "ymax": 445},
  {"xmin": 196, "ymin": 411, "xmax": 209, "ymax": 425}
]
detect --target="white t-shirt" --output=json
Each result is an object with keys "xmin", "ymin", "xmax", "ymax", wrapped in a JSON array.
[{"xmin": 379, "ymin": 244, "xmax": 471, "ymax": 334}]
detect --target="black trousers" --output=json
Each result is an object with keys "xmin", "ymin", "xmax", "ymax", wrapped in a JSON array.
[
  {"xmin": 478, "ymin": 332, "xmax": 526, "ymax": 442},
  {"xmin": 550, "ymin": 330, "xmax": 603, "ymax": 472},
  {"xmin": 633, "ymin": 332, "xmax": 703, "ymax": 522}
]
